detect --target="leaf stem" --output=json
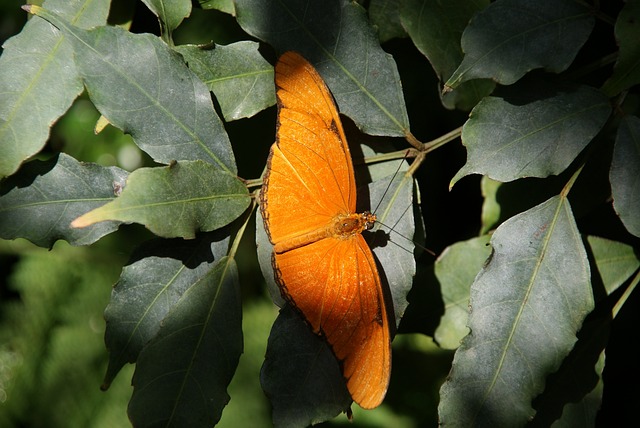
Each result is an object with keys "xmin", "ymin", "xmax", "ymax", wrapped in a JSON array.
[
  {"xmin": 422, "ymin": 126, "xmax": 462, "ymax": 154},
  {"xmin": 405, "ymin": 131, "xmax": 423, "ymax": 149},
  {"xmin": 244, "ymin": 178, "xmax": 264, "ymax": 189},
  {"xmin": 228, "ymin": 197, "xmax": 257, "ymax": 260},
  {"xmin": 575, "ymin": 0, "xmax": 617, "ymax": 26},
  {"xmin": 560, "ymin": 163, "xmax": 584, "ymax": 198},
  {"xmin": 612, "ymin": 269, "xmax": 640, "ymax": 319},
  {"xmin": 406, "ymin": 125, "xmax": 463, "ymax": 176}
]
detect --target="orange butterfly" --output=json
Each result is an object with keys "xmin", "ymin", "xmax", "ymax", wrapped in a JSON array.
[{"xmin": 260, "ymin": 51, "xmax": 392, "ymax": 409}]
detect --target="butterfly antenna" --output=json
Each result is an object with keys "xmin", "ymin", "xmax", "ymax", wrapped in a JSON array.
[
  {"xmin": 375, "ymin": 215, "xmax": 436, "ymax": 258},
  {"xmin": 371, "ymin": 149, "xmax": 411, "ymax": 215}
]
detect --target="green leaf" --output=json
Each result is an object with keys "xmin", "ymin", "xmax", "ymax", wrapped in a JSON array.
[
  {"xmin": 72, "ymin": 161, "xmax": 250, "ymax": 239},
  {"xmin": 199, "ymin": 0, "xmax": 236, "ymax": 15},
  {"xmin": 141, "ymin": 0, "xmax": 191, "ymax": 39},
  {"xmin": 601, "ymin": 0, "xmax": 640, "ymax": 96},
  {"xmin": 128, "ymin": 256, "xmax": 242, "ymax": 428},
  {"xmin": 446, "ymin": 0, "xmax": 594, "ymax": 88},
  {"xmin": 235, "ymin": 0, "xmax": 410, "ymax": 137},
  {"xmin": 587, "ymin": 235, "xmax": 640, "ymax": 296},
  {"xmin": 434, "ymin": 235, "xmax": 491, "ymax": 350},
  {"xmin": 452, "ymin": 81, "xmax": 611, "ymax": 185},
  {"xmin": 369, "ymin": 0, "xmax": 406, "ymax": 43},
  {"xmin": 530, "ymin": 312, "xmax": 607, "ymax": 427},
  {"xmin": 102, "ymin": 233, "xmax": 230, "ymax": 387},
  {"xmin": 261, "ymin": 305, "xmax": 352, "ymax": 427},
  {"xmin": 480, "ymin": 175, "xmax": 568, "ymax": 234},
  {"xmin": 0, "ymin": 0, "xmax": 109, "ymax": 178},
  {"xmin": 31, "ymin": 6, "xmax": 236, "ymax": 173},
  {"xmin": 255, "ymin": 206, "xmax": 286, "ymax": 308},
  {"xmin": 480, "ymin": 177, "xmax": 501, "ymax": 234},
  {"xmin": 439, "ymin": 195, "xmax": 593, "ymax": 426},
  {"xmin": 176, "ymin": 41, "xmax": 275, "ymax": 121},
  {"xmin": 610, "ymin": 115, "xmax": 640, "ymax": 238},
  {"xmin": 368, "ymin": 173, "xmax": 416, "ymax": 325},
  {"xmin": 0, "ymin": 153, "xmax": 127, "ymax": 248},
  {"xmin": 401, "ymin": 0, "xmax": 494, "ymax": 110}
]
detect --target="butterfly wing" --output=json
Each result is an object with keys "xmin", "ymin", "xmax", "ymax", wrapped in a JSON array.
[
  {"xmin": 261, "ymin": 51, "xmax": 356, "ymax": 245},
  {"xmin": 273, "ymin": 234, "xmax": 391, "ymax": 409}
]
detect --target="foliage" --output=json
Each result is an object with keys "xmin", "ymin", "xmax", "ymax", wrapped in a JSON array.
[{"xmin": 1, "ymin": 0, "xmax": 639, "ymax": 427}]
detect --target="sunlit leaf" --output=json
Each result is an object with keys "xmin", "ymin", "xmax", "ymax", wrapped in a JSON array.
[
  {"xmin": 235, "ymin": 0, "xmax": 410, "ymax": 137},
  {"xmin": 176, "ymin": 41, "xmax": 275, "ymax": 121},
  {"xmin": 453, "ymin": 81, "xmax": 611, "ymax": 185},
  {"xmin": 439, "ymin": 195, "xmax": 593, "ymax": 426},
  {"xmin": 601, "ymin": 0, "xmax": 640, "ymax": 96},
  {"xmin": 199, "ymin": 0, "xmax": 235, "ymax": 15},
  {"xmin": 0, "ymin": 0, "xmax": 109, "ymax": 178},
  {"xmin": 128, "ymin": 256, "xmax": 242, "ymax": 427},
  {"xmin": 401, "ymin": 0, "xmax": 494, "ymax": 110},
  {"xmin": 102, "ymin": 233, "xmax": 230, "ymax": 387},
  {"xmin": 0, "ymin": 153, "xmax": 127, "ymax": 248},
  {"xmin": 480, "ymin": 177, "xmax": 502, "ymax": 234},
  {"xmin": 434, "ymin": 235, "xmax": 491, "ymax": 349},
  {"xmin": 29, "ymin": 6, "xmax": 236, "ymax": 173},
  {"xmin": 610, "ymin": 115, "xmax": 640, "ymax": 238},
  {"xmin": 446, "ymin": 0, "xmax": 594, "ymax": 88},
  {"xmin": 72, "ymin": 161, "xmax": 250, "ymax": 239},
  {"xmin": 141, "ymin": 0, "xmax": 191, "ymax": 39}
]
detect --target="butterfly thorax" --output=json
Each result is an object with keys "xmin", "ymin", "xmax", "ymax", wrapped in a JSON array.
[{"xmin": 272, "ymin": 212, "xmax": 376, "ymax": 254}]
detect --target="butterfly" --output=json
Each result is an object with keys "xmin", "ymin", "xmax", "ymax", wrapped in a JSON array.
[{"xmin": 259, "ymin": 51, "xmax": 392, "ymax": 409}]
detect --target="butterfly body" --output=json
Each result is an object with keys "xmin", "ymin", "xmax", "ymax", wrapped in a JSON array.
[{"xmin": 271, "ymin": 212, "xmax": 377, "ymax": 254}]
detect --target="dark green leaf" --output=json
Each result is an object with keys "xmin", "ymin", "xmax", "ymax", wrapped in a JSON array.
[
  {"xmin": 0, "ymin": 0, "xmax": 109, "ymax": 178},
  {"xmin": 401, "ymin": 0, "xmax": 494, "ymax": 110},
  {"xmin": 369, "ymin": 0, "xmax": 406, "ymax": 42},
  {"xmin": 434, "ymin": 235, "xmax": 491, "ymax": 349},
  {"xmin": 255, "ymin": 207, "xmax": 285, "ymax": 307},
  {"xmin": 31, "ymin": 6, "xmax": 236, "ymax": 173},
  {"xmin": 0, "ymin": 153, "xmax": 127, "ymax": 248},
  {"xmin": 439, "ymin": 195, "xmax": 593, "ymax": 426},
  {"xmin": 72, "ymin": 160, "xmax": 250, "ymax": 239},
  {"xmin": 235, "ymin": 0, "xmax": 410, "ymax": 137},
  {"xmin": 446, "ymin": 0, "xmax": 594, "ymax": 88},
  {"xmin": 610, "ymin": 115, "xmax": 640, "ymax": 238},
  {"xmin": 587, "ymin": 236, "xmax": 640, "ymax": 296},
  {"xmin": 453, "ymin": 81, "xmax": 611, "ymax": 185},
  {"xmin": 261, "ymin": 305, "xmax": 352, "ymax": 427},
  {"xmin": 602, "ymin": 0, "xmax": 640, "ymax": 96},
  {"xmin": 176, "ymin": 41, "xmax": 275, "ymax": 121},
  {"xmin": 141, "ymin": 0, "xmax": 191, "ymax": 38},
  {"xmin": 102, "ymin": 233, "xmax": 230, "ymax": 387},
  {"xmin": 128, "ymin": 256, "xmax": 242, "ymax": 428}
]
